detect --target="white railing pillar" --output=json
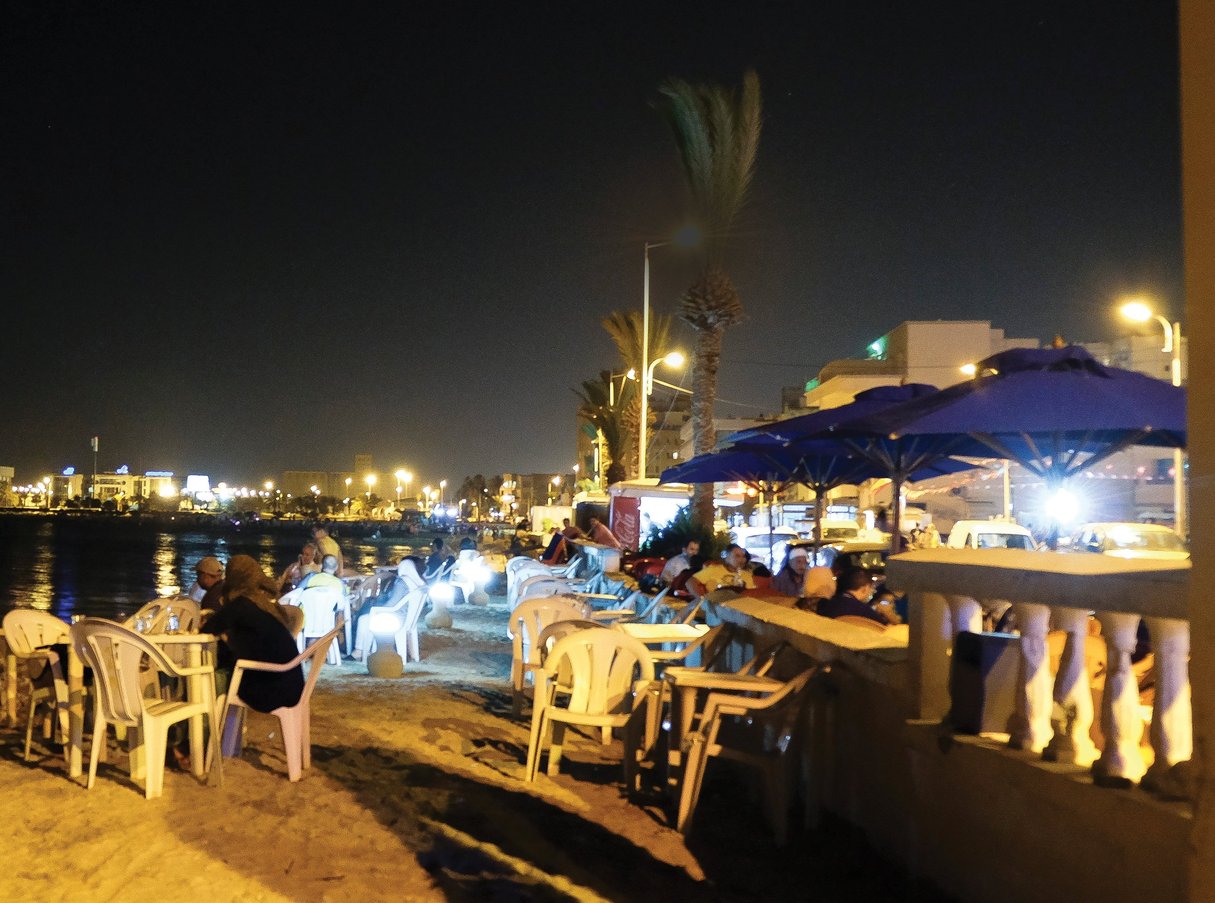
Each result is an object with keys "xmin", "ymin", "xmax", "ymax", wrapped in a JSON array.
[
  {"xmin": 946, "ymin": 595, "xmax": 983, "ymax": 635},
  {"xmin": 911, "ymin": 591, "xmax": 952, "ymax": 720},
  {"xmin": 1093, "ymin": 612, "xmax": 1148, "ymax": 785},
  {"xmin": 1143, "ymin": 617, "xmax": 1192, "ymax": 795},
  {"xmin": 1043, "ymin": 606, "xmax": 1098, "ymax": 766},
  {"xmin": 1008, "ymin": 602, "xmax": 1052, "ymax": 752}
]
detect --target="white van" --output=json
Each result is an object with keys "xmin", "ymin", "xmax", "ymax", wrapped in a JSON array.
[
  {"xmin": 730, "ymin": 525, "xmax": 800, "ymax": 569},
  {"xmin": 946, "ymin": 520, "xmax": 1037, "ymax": 551}
]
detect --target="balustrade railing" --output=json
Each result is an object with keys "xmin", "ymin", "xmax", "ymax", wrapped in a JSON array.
[{"xmin": 887, "ymin": 548, "xmax": 1191, "ymax": 795}]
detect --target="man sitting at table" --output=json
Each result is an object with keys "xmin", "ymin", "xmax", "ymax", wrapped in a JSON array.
[
  {"xmin": 816, "ymin": 566, "xmax": 886, "ymax": 625},
  {"xmin": 298, "ymin": 554, "xmax": 342, "ymax": 591},
  {"xmin": 311, "ymin": 524, "xmax": 345, "ymax": 575},
  {"xmin": 660, "ymin": 538, "xmax": 700, "ymax": 586},
  {"xmin": 687, "ymin": 543, "xmax": 755, "ymax": 597},
  {"xmin": 188, "ymin": 556, "xmax": 225, "ymax": 607},
  {"xmin": 587, "ymin": 516, "xmax": 623, "ymax": 550}
]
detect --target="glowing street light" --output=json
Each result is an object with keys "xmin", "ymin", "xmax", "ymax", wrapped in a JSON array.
[
  {"xmin": 639, "ymin": 349, "xmax": 686, "ymax": 479},
  {"xmin": 439, "ymin": 479, "xmax": 448, "ymax": 505},
  {"xmin": 1119, "ymin": 297, "xmax": 1185, "ymax": 536}
]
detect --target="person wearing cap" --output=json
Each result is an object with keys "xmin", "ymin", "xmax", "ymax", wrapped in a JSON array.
[
  {"xmin": 188, "ymin": 557, "xmax": 225, "ymax": 606},
  {"xmin": 311, "ymin": 524, "xmax": 345, "ymax": 575},
  {"xmin": 770, "ymin": 546, "xmax": 810, "ymax": 597}
]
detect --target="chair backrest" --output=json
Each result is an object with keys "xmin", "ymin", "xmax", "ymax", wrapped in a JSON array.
[
  {"xmin": 542, "ymin": 629, "xmax": 655, "ymax": 717},
  {"xmin": 298, "ymin": 618, "xmax": 344, "ymax": 707},
  {"xmin": 537, "ymin": 619, "xmax": 606, "ymax": 659},
  {"xmin": 2, "ymin": 609, "xmax": 70, "ymax": 656},
  {"xmin": 298, "ymin": 585, "xmax": 341, "ymax": 637},
  {"xmin": 70, "ymin": 618, "xmax": 184, "ymax": 727},
  {"xmin": 511, "ymin": 597, "xmax": 590, "ymax": 667},
  {"xmin": 674, "ymin": 598, "xmax": 705, "ymax": 625},
  {"xmin": 517, "ymin": 577, "xmax": 576, "ymax": 608},
  {"xmin": 834, "ymin": 615, "xmax": 887, "ymax": 632},
  {"xmin": 399, "ymin": 587, "xmax": 429, "ymax": 635},
  {"xmin": 125, "ymin": 597, "xmax": 201, "ymax": 634},
  {"xmin": 755, "ymin": 667, "xmax": 821, "ymax": 754}
]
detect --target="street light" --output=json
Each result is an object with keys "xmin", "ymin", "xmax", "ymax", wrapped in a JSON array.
[
  {"xmin": 439, "ymin": 479, "xmax": 447, "ymax": 505},
  {"xmin": 1119, "ymin": 298, "xmax": 1185, "ymax": 537},
  {"xmin": 639, "ymin": 350, "xmax": 686, "ymax": 479}
]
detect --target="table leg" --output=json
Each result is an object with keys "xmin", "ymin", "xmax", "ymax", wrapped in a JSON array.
[
  {"xmin": 666, "ymin": 684, "xmax": 698, "ymax": 779},
  {"xmin": 68, "ymin": 644, "xmax": 84, "ymax": 778},
  {"xmin": 5, "ymin": 641, "xmax": 16, "ymax": 727},
  {"xmin": 187, "ymin": 644, "xmax": 204, "ymax": 778}
]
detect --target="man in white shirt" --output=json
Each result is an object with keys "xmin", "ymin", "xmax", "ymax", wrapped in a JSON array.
[
  {"xmin": 660, "ymin": 539, "xmax": 701, "ymax": 585},
  {"xmin": 187, "ymin": 557, "xmax": 224, "ymax": 603}
]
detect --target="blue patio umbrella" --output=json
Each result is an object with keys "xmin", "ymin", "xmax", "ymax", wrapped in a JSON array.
[
  {"xmin": 661, "ymin": 442, "xmax": 981, "ymax": 548},
  {"xmin": 837, "ymin": 345, "xmax": 1187, "ymax": 545}
]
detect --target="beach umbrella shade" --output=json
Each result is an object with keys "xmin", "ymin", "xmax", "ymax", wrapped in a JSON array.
[{"xmin": 837, "ymin": 345, "xmax": 1187, "ymax": 545}]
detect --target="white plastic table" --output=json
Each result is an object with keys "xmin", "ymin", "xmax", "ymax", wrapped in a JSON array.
[
  {"xmin": 615, "ymin": 622, "xmax": 709, "ymax": 644},
  {"xmin": 68, "ymin": 631, "xmax": 220, "ymax": 784}
]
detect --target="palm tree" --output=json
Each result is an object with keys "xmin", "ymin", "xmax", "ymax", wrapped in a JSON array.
[
  {"xmin": 573, "ymin": 372, "xmax": 630, "ymax": 486},
  {"xmin": 655, "ymin": 70, "xmax": 762, "ymax": 528},
  {"xmin": 601, "ymin": 309, "xmax": 674, "ymax": 478}
]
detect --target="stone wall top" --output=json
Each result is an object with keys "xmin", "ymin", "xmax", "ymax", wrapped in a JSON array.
[{"xmin": 886, "ymin": 549, "xmax": 1189, "ymax": 619}]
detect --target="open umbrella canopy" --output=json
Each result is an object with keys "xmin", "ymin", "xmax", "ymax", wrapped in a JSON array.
[
  {"xmin": 837, "ymin": 345, "xmax": 1186, "ymax": 483},
  {"xmin": 727, "ymin": 383, "xmax": 941, "ymax": 446}
]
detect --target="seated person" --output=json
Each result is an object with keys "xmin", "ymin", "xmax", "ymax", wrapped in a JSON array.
[
  {"xmin": 354, "ymin": 556, "xmax": 427, "ymax": 652},
  {"xmin": 770, "ymin": 546, "xmax": 810, "ymax": 597},
  {"xmin": 796, "ymin": 567, "xmax": 837, "ymax": 612},
  {"xmin": 668, "ymin": 554, "xmax": 706, "ymax": 598},
  {"xmin": 458, "ymin": 535, "xmax": 478, "ymax": 552},
  {"xmin": 189, "ymin": 556, "xmax": 225, "ymax": 610},
  {"xmin": 298, "ymin": 554, "xmax": 341, "ymax": 591},
  {"xmin": 201, "ymin": 554, "xmax": 303, "ymax": 711},
  {"xmin": 560, "ymin": 517, "xmax": 584, "ymax": 540},
  {"xmin": 425, "ymin": 539, "xmax": 447, "ymax": 577},
  {"xmin": 540, "ymin": 529, "xmax": 568, "ymax": 565},
  {"xmin": 688, "ymin": 544, "xmax": 756, "ymax": 596},
  {"xmin": 278, "ymin": 542, "xmax": 320, "ymax": 594},
  {"xmin": 816, "ymin": 566, "xmax": 886, "ymax": 625},
  {"xmin": 587, "ymin": 516, "xmax": 623, "ymax": 550},
  {"xmin": 660, "ymin": 539, "xmax": 700, "ymax": 586}
]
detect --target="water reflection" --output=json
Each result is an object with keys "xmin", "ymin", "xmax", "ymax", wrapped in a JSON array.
[{"xmin": 0, "ymin": 517, "xmax": 423, "ymax": 621}]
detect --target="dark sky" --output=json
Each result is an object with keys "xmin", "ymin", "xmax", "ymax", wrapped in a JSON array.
[{"xmin": 2, "ymin": 2, "xmax": 1182, "ymax": 486}]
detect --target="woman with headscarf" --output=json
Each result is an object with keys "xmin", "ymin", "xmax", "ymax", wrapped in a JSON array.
[
  {"xmin": 796, "ymin": 567, "xmax": 837, "ymax": 613},
  {"xmin": 200, "ymin": 554, "xmax": 304, "ymax": 713}
]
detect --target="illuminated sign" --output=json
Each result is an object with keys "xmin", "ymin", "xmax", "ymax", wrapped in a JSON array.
[
  {"xmin": 116, "ymin": 465, "xmax": 129, "ymax": 475},
  {"xmin": 145, "ymin": 470, "xmax": 174, "ymax": 478},
  {"xmin": 62, "ymin": 467, "xmax": 76, "ymax": 476}
]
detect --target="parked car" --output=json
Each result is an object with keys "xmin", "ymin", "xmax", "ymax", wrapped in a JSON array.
[
  {"xmin": 945, "ymin": 520, "xmax": 1037, "ymax": 551},
  {"xmin": 730, "ymin": 525, "xmax": 800, "ymax": 570},
  {"xmin": 1068, "ymin": 522, "xmax": 1189, "ymax": 560}
]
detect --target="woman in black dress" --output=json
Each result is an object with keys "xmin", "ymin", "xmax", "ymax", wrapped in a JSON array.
[{"xmin": 201, "ymin": 554, "xmax": 304, "ymax": 713}]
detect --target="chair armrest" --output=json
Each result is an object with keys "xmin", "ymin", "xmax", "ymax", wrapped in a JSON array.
[{"xmin": 232, "ymin": 657, "xmax": 299, "ymax": 674}]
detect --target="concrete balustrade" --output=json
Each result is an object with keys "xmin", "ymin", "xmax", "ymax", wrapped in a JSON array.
[{"xmin": 889, "ymin": 548, "xmax": 1192, "ymax": 792}]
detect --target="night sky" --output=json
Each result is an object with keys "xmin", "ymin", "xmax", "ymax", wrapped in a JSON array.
[{"xmin": 2, "ymin": 2, "xmax": 1182, "ymax": 486}]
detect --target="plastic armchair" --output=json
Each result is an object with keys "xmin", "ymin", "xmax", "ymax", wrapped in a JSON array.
[
  {"xmin": 510, "ymin": 596, "xmax": 591, "ymax": 717},
  {"xmin": 215, "ymin": 617, "xmax": 344, "ymax": 782},
  {"xmin": 833, "ymin": 615, "xmax": 888, "ymax": 632},
  {"xmin": 2, "ymin": 609, "xmax": 73, "ymax": 761},
  {"xmin": 295, "ymin": 586, "xmax": 343, "ymax": 665},
  {"xmin": 536, "ymin": 619, "xmax": 607, "ymax": 705},
  {"xmin": 124, "ymin": 597, "xmax": 202, "ymax": 634},
  {"xmin": 353, "ymin": 587, "xmax": 427, "ymax": 662},
  {"xmin": 525, "ymin": 628, "xmax": 659, "ymax": 787},
  {"xmin": 676, "ymin": 665, "xmax": 825, "ymax": 843},
  {"xmin": 71, "ymin": 618, "xmax": 222, "ymax": 799}
]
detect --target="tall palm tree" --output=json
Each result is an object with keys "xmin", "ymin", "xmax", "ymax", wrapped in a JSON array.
[
  {"xmin": 655, "ymin": 70, "xmax": 762, "ymax": 527},
  {"xmin": 602, "ymin": 309, "xmax": 674, "ymax": 478},
  {"xmin": 573, "ymin": 372, "xmax": 630, "ymax": 486}
]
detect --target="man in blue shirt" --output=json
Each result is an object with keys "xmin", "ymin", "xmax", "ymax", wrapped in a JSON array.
[{"xmin": 816, "ymin": 566, "xmax": 886, "ymax": 625}]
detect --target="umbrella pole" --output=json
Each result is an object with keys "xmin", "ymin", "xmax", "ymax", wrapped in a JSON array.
[
  {"xmin": 814, "ymin": 484, "xmax": 824, "ymax": 544},
  {"xmin": 767, "ymin": 483, "xmax": 776, "ymax": 570},
  {"xmin": 891, "ymin": 474, "xmax": 904, "ymax": 554}
]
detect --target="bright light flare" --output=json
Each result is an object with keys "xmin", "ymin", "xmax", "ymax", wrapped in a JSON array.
[
  {"xmin": 663, "ymin": 351, "xmax": 685, "ymax": 368},
  {"xmin": 430, "ymin": 583, "xmax": 455, "ymax": 604},
  {"xmin": 960, "ymin": 363, "xmax": 977, "ymax": 377},
  {"xmin": 369, "ymin": 611, "xmax": 404, "ymax": 634},
  {"xmin": 1119, "ymin": 300, "xmax": 1153, "ymax": 323},
  {"xmin": 1045, "ymin": 488, "xmax": 1081, "ymax": 525}
]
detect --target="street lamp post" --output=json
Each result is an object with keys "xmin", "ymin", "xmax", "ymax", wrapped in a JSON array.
[
  {"xmin": 639, "ymin": 350, "xmax": 686, "ymax": 479},
  {"xmin": 1120, "ymin": 299, "xmax": 1186, "ymax": 538},
  {"xmin": 439, "ymin": 479, "xmax": 447, "ymax": 506}
]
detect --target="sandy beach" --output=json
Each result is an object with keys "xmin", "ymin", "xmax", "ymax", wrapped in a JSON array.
[{"xmin": 0, "ymin": 597, "xmax": 938, "ymax": 902}]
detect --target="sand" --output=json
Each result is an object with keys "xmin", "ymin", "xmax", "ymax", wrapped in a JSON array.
[{"xmin": 0, "ymin": 596, "xmax": 941, "ymax": 902}]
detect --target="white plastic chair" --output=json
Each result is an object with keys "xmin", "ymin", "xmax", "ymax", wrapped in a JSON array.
[
  {"xmin": 676, "ymin": 666, "xmax": 823, "ymax": 843},
  {"xmin": 2, "ymin": 609, "xmax": 72, "ymax": 761},
  {"xmin": 510, "ymin": 596, "xmax": 591, "ymax": 717},
  {"xmin": 215, "ymin": 618, "xmax": 343, "ymax": 782},
  {"xmin": 294, "ymin": 586, "xmax": 342, "ymax": 665},
  {"xmin": 71, "ymin": 618, "xmax": 222, "ymax": 799},
  {"xmin": 354, "ymin": 587, "xmax": 428, "ymax": 662},
  {"xmin": 525, "ymin": 627, "xmax": 658, "ymax": 786},
  {"xmin": 124, "ymin": 597, "xmax": 202, "ymax": 634}
]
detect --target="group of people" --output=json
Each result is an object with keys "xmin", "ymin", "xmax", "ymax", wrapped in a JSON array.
[{"xmin": 655, "ymin": 537, "xmax": 899, "ymax": 627}]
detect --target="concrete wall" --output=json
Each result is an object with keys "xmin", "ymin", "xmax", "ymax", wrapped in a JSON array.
[{"xmin": 710, "ymin": 597, "xmax": 1190, "ymax": 902}]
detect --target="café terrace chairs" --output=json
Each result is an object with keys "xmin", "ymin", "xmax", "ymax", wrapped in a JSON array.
[
  {"xmin": 833, "ymin": 615, "xmax": 888, "ymax": 632},
  {"xmin": 353, "ymin": 587, "xmax": 428, "ymax": 663},
  {"xmin": 510, "ymin": 596, "xmax": 591, "ymax": 717},
  {"xmin": 293, "ymin": 585, "xmax": 343, "ymax": 666},
  {"xmin": 525, "ymin": 628, "xmax": 659, "ymax": 787},
  {"xmin": 2, "ymin": 609, "xmax": 74, "ymax": 761},
  {"xmin": 676, "ymin": 665, "xmax": 824, "ymax": 845},
  {"xmin": 124, "ymin": 597, "xmax": 202, "ymax": 634},
  {"xmin": 214, "ymin": 618, "xmax": 343, "ymax": 782},
  {"xmin": 71, "ymin": 618, "xmax": 222, "ymax": 800}
]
